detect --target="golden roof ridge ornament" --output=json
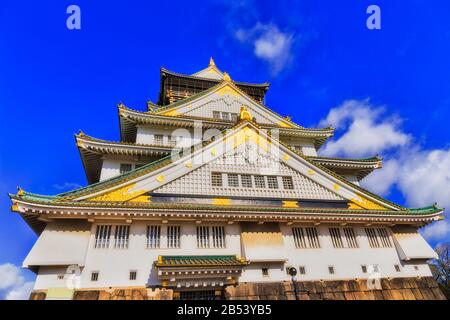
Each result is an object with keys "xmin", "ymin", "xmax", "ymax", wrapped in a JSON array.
[
  {"xmin": 239, "ymin": 105, "xmax": 253, "ymax": 121},
  {"xmin": 209, "ymin": 56, "xmax": 215, "ymax": 67},
  {"xmin": 223, "ymin": 71, "xmax": 232, "ymax": 82}
]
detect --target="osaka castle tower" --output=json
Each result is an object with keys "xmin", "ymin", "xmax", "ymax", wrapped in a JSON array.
[{"xmin": 10, "ymin": 58, "xmax": 446, "ymax": 300}]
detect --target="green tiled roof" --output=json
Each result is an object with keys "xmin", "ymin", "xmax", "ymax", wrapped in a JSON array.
[{"xmin": 155, "ymin": 255, "xmax": 248, "ymax": 267}]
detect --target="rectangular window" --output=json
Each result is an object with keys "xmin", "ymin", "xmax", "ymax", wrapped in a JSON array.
[
  {"xmin": 365, "ymin": 228, "xmax": 381, "ymax": 248},
  {"xmin": 146, "ymin": 225, "xmax": 161, "ymax": 249},
  {"xmin": 114, "ymin": 225, "xmax": 130, "ymax": 249},
  {"xmin": 343, "ymin": 228, "xmax": 358, "ymax": 248},
  {"xmin": 267, "ymin": 176, "xmax": 279, "ymax": 189},
  {"xmin": 241, "ymin": 174, "xmax": 253, "ymax": 188},
  {"xmin": 282, "ymin": 176, "xmax": 294, "ymax": 190},
  {"xmin": 262, "ymin": 268, "xmax": 269, "ymax": 277},
  {"xmin": 293, "ymin": 146, "xmax": 303, "ymax": 154},
  {"xmin": 129, "ymin": 270, "xmax": 137, "ymax": 281},
  {"xmin": 222, "ymin": 112, "xmax": 231, "ymax": 121},
  {"xmin": 230, "ymin": 113, "xmax": 238, "ymax": 121},
  {"xmin": 154, "ymin": 134, "xmax": 164, "ymax": 145},
  {"xmin": 167, "ymin": 226, "xmax": 181, "ymax": 248},
  {"xmin": 120, "ymin": 163, "xmax": 132, "ymax": 175},
  {"xmin": 292, "ymin": 227, "xmax": 320, "ymax": 249},
  {"xmin": 394, "ymin": 265, "xmax": 401, "ymax": 272},
  {"xmin": 366, "ymin": 228, "xmax": 391, "ymax": 248},
  {"xmin": 329, "ymin": 227, "xmax": 344, "ymax": 248},
  {"xmin": 57, "ymin": 274, "xmax": 65, "ymax": 280},
  {"xmin": 213, "ymin": 111, "xmax": 221, "ymax": 119},
  {"xmin": 211, "ymin": 172, "xmax": 223, "ymax": 187},
  {"xmin": 211, "ymin": 226, "xmax": 225, "ymax": 248},
  {"xmin": 299, "ymin": 266, "xmax": 306, "ymax": 275},
  {"xmin": 95, "ymin": 225, "xmax": 112, "ymax": 249},
  {"xmin": 254, "ymin": 175, "xmax": 266, "ymax": 188},
  {"xmin": 197, "ymin": 226, "xmax": 210, "ymax": 248},
  {"xmin": 377, "ymin": 228, "xmax": 392, "ymax": 247},
  {"xmin": 227, "ymin": 174, "xmax": 239, "ymax": 187},
  {"xmin": 91, "ymin": 271, "xmax": 99, "ymax": 282},
  {"xmin": 361, "ymin": 265, "xmax": 367, "ymax": 273},
  {"xmin": 328, "ymin": 266, "xmax": 335, "ymax": 274}
]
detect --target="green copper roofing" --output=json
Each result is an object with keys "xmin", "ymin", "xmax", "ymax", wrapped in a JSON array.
[{"xmin": 155, "ymin": 255, "xmax": 248, "ymax": 267}]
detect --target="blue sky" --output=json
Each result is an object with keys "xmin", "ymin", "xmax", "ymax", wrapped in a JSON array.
[{"xmin": 0, "ymin": 0, "xmax": 449, "ymax": 296}]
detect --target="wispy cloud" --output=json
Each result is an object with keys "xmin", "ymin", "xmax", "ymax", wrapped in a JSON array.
[
  {"xmin": 319, "ymin": 99, "xmax": 450, "ymax": 242},
  {"xmin": 53, "ymin": 182, "xmax": 82, "ymax": 191},
  {"xmin": 0, "ymin": 263, "xmax": 34, "ymax": 300},
  {"xmin": 235, "ymin": 23, "xmax": 295, "ymax": 75}
]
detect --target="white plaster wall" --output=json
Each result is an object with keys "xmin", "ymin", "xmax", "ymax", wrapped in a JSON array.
[
  {"xmin": 281, "ymin": 138, "xmax": 317, "ymax": 156},
  {"xmin": 99, "ymin": 159, "xmax": 122, "ymax": 181},
  {"xmin": 136, "ymin": 125, "xmax": 201, "ymax": 146},
  {"xmin": 344, "ymin": 175, "xmax": 360, "ymax": 186},
  {"xmin": 31, "ymin": 221, "xmax": 432, "ymax": 290}
]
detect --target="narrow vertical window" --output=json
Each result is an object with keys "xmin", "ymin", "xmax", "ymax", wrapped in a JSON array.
[
  {"xmin": 211, "ymin": 226, "xmax": 225, "ymax": 248},
  {"xmin": 361, "ymin": 265, "xmax": 367, "ymax": 273},
  {"xmin": 197, "ymin": 226, "xmax": 210, "ymax": 248},
  {"xmin": 292, "ymin": 227, "xmax": 320, "ymax": 249},
  {"xmin": 167, "ymin": 226, "xmax": 181, "ymax": 248},
  {"xmin": 394, "ymin": 265, "xmax": 401, "ymax": 272},
  {"xmin": 299, "ymin": 266, "xmax": 306, "ymax": 275},
  {"xmin": 91, "ymin": 271, "xmax": 99, "ymax": 282},
  {"xmin": 146, "ymin": 225, "xmax": 161, "ymax": 249},
  {"xmin": 305, "ymin": 227, "xmax": 320, "ymax": 248},
  {"xmin": 211, "ymin": 172, "xmax": 223, "ymax": 187},
  {"xmin": 129, "ymin": 270, "xmax": 137, "ymax": 281},
  {"xmin": 154, "ymin": 134, "xmax": 164, "ymax": 145},
  {"xmin": 365, "ymin": 228, "xmax": 381, "ymax": 248},
  {"xmin": 262, "ymin": 268, "xmax": 269, "ymax": 277},
  {"xmin": 329, "ymin": 227, "xmax": 344, "ymax": 248},
  {"xmin": 328, "ymin": 266, "xmax": 335, "ymax": 274},
  {"xmin": 376, "ymin": 228, "xmax": 392, "ymax": 247},
  {"xmin": 95, "ymin": 225, "xmax": 112, "ymax": 249},
  {"xmin": 114, "ymin": 225, "xmax": 130, "ymax": 249},
  {"xmin": 343, "ymin": 228, "xmax": 358, "ymax": 248},
  {"xmin": 282, "ymin": 176, "xmax": 294, "ymax": 190}
]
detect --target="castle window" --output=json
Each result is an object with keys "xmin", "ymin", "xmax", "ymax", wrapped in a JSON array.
[
  {"xmin": 365, "ymin": 228, "xmax": 392, "ymax": 248},
  {"xmin": 394, "ymin": 265, "xmax": 401, "ymax": 272},
  {"xmin": 262, "ymin": 268, "xmax": 269, "ymax": 277},
  {"xmin": 91, "ymin": 271, "xmax": 99, "ymax": 282},
  {"xmin": 197, "ymin": 226, "xmax": 210, "ymax": 248},
  {"xmin": 292, "ymin": 227, "xmax": 320, "ymax": 249},
  {"xmin": 328, "ymin": 266, "xmax": 335, "ymax": 274},
  {"xmin": 254, "ymin": 175, "xmax": 266, "ymax": 188},
  {"xmin": 230, "ymin": 113, "xmax": 238, "ymax": 121},
  {"xmin": 94, "ymin": 225, "xmax": 112, "ymax": 249},
  {"xmin": 241, "ymin": 174, "xmax": 253, "ymax": 188},
  {"xmin": 213, "ymin": 111, "xmax": 221, "ymax": 119},
  {"xmin": 343, "ymin": 228, "xmax": 358, "ymax": 248},
  {"xmin": 267, "ymin": 176, "xmax": 279, "ymax": 189},
  {"xmin": 114, "ymin": 225, "xmax": 130, "ymax": 249},
  {"xmin": 167, "ymin": 226, "xmax": 181, "ymax": 248},
  {"xmin": 129, "ymin": 270, "xmax": 137, "ymax": 281},
  {"xmin": 211, "ymin": 226, "xmax": 225, "ymax": 248},
  {"xmin": 154, "ymin": 134, "xmax": 164, "ymax": 145},
  {"xmin": 211, "ymin": 172, "xmax": 223, "ymax": 187},
  {"xmin": 120, "ymin": 163, "xmax": 132, "ymax": 174},
  {"xmin": 227, "ymin": 174, "xmax": 239, "ymax": 187},
  {"xmin": 57, "ymin": 274, "xmax": 65, "ymax": 280},
  {"xmin": 146, "ymin": 225, "xmax": 161, "ymax": 249},
  {"xmin": 329, "ymin": 227, "xmax": 344, "ymax": 248},
  {"xmin": 282, "ymin": 176, "xmax": 294, "ymax": 190},
  {"xmin": 299, "ymin": 266, "xmax": 306, "ymax": 275},
  {"xmin": 361, "ymin": 265, "xmax": 367, "ymax": 273}
]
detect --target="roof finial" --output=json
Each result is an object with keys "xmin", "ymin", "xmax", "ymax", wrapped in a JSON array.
[
  {"xmin": 223, "ymin": 72, "xmax": 232, "ymax": 82},
  {"xmin": 209, "ymin": 56, "xmax": 215, "ymax": 67},
  {"xmin": 239, "ymin": 105, "xmax": 253, "ymax": 121}
]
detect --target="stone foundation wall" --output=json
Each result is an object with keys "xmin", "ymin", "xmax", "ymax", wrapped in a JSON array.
[{"xmin": 29, "ymin": 277, "xmax": 446, "ymax": 300}]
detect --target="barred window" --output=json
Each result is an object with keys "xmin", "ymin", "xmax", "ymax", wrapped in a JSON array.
[
  {"xmin": 197, "ymin": 226, "xmax": 210, "ymax": 248},
  {"xmin": 299, "ymin": 266, "xmax": 306, "ymax": 275},
  {"xmin": 167, "ymin": 226, "xmax": 181, "ymax": 248},
  {"xmin": 146, "ymin": 225, "xmax": 161, "ymax": 249},
  {"xmin": 154, "ymin": 134, "xmax": 164, "ymax": 145},
  {"xmin": 254, "ymin": 175, "xmax": 266, "ymax": 188},
  {"xmin": 129, "ymin": 270, "xmax": 137, "ymax": 281},
  {"xmin": 241, "ymin": 174, "xmax": 253, "ymax": 188},
  {"xmin": 394, "ymin": 265, "xmax": 401, "ymax": 272},
  {"xmin": 293, "ymin": 146, "xmax": 303, "ymax": 154},
  {"xmin": 114, "ymin": 225, "xmax": 130, "ymax": 249},
  {"xmin": 292, "ymin": 227, "xmax": 320, "ymax": 249},
  {"xmin": 211, "ymin": 226, "xmax": 225, "ymax": 248},
  {"xmin": 366, "ymin": 228, "xmax": 391, "ymax": 248},
  {"xmin": 91, "ymin": 271, "xmax": 99, "ymax": 282},
  {"xmin": 120, "ymin": 163, "xmax": 132, "ymax": 174},
  {"xmin": 222, "ymin": 112, "xmax": 231, "ymax": 121},
  {"xmin": 343, "ymin": 228, "xmax": 358, "ymax": 248},
  {"xmin": 213, "ymin": 111, "xmax": 221, "ymax": 119},
  {"xmin": 211, "ymin": 172, "xmax": 223, "ymax": 187},
  {"xmin": 328, "ymin": 266, "xmax": 335, "ymax": 274},
  {"xmin": 267, "ymin": 176, "xmax": 279, "ymax": 189},
  {"xmin": 282, "ymin": 176, "xmax": 294, "ymax": 190},
  {"xmin": 230, "ymin": 113, "xmax": 238, "ymax": 121},
  {"xmin": 95, "ymin": 225, "xmax": 112, "ymax": 249},
  {"xmin": 227, "ymin": 174, "xmax": 239, "ymax": 187},
  {"xmin": 361, "ymin": 265, "xmax": 367, "ymax": 273},
  {"xmin": 329, "ymin": 227, "xmax": 344, "ymax": 248}
]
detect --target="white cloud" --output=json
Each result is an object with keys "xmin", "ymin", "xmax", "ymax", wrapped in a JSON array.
[
  {"xmin": 319, "ymin": 99, "xmax": 450, "ymax": 243},
  {"xmin": 319, "ymin": 99, "xmax": 410, "ymax": 157},
  {"xmin": 0, "ymin": 263, "xmax": 34, "ymax": 300},
  {"xmin": 235, "ymin": 23, "xmax": 294, "ymax": 75}
]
